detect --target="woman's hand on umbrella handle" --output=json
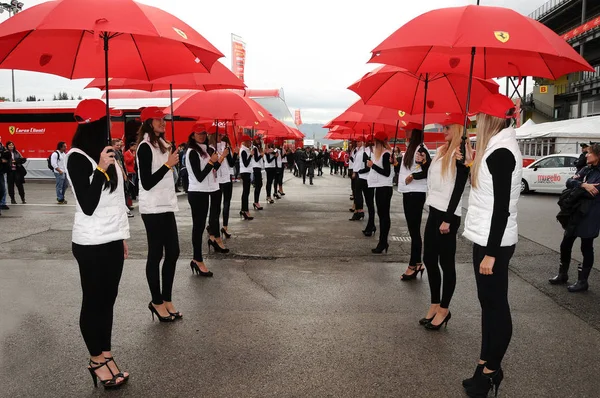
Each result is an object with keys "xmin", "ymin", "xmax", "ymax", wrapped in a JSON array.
[
  {"xmin": 405, "ymin": 174, "xmax": 414, "ymax": 185},
  {"xmin": 415, "ymin": 152, "xmax": 425, "ymax": 163},
  {"xmin": 367, "ymin": 160, "xmax": 373, "ymax": 168},
  {"xmin": 166, "ymin": 151, "xmax": 179, "ymax": 167},
  {"xmin": 210, "ymin": 153, "xmax": 219, "ymax": 163},
  {"xmin": 98, "ymin": 146, "xmax": 115, "ymax": 170}
]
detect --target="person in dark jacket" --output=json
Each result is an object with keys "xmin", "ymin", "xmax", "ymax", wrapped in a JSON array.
[
  {"xmin": 302, "ymin": 147, "xmax": 316, "ymax": 185},
  {"xmin": 550, "ymin": 143, "xmax": 600, "ymax": 292},
  {"xmin": 575, "ymin": 143, "xmax": 589, "ymax": 172},
  {"xmin": 4, "ymin": 141, "xmax": 27, "ymax": 204}
]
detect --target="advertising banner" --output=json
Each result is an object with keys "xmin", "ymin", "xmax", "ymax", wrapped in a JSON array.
[
  {"xmin": 294, "ymin": 109, "xmax": 302, "ymax": 126},
  {"xmin": 231, "ymin": 34, "xmax": 246, "ymax": 82}
]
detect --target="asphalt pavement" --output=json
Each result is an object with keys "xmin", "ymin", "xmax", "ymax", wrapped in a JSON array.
[{"xmin": 1, "ymin": 169, "xmax": 599, "ymax": 397}]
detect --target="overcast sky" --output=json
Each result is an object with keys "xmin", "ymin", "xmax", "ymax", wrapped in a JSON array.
[{"xmin": 0, "ymin": 0, "xmax": 541, "ymax": 123}]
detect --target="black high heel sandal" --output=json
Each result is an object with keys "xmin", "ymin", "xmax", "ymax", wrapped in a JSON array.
[
  {"xmin": 424, "ymin": 312, "xmax": 451, "ymax": 330},
  {"xmin": 278, "ymin": 191, "xmax": 286, "ymax": 196},
  {"xmin": 466, "ymin": 368, "xmax": 503, "ymax": 398},
  {"xmin": 239, "ymin": 211, "xmax": 254, "ymax": 220},
  {"xmin": 190, "ymin": 260, "xmax": 213, "ymax": 277},
  {"xmin": 273, "ymin": 193, "xmax": 281, "ymax": 199},
  {"xmin": 267, "ymin": 198, "xmax": 275, "ymax": 204},
  {"xmin": 371, "ymin": 243, "xmax": 389, "ymax": 254},
  {"xmin": 253, "ymin": 203, "xmax": 264, "ymax": 210},
  {"xmin": 104, "ymin": 357, "xmax": 129, "ymax": 381},
  {"xmin": 362, "ymin": 226, "xmax": 376, "ymax": 236},
  {"xmin": 419, "ymin": 316, "xmax": 434, "ymax": 326},
  {"xmin": 221, "ymin": 227, "xmax": 232, "ymax": 239},
  {"xmin": 88, "ymin": 359, "xmax": 126, "ymax": 389},
  {"xmin": 400, "ymin": 264, "xmax": 424, "ymax": 281},
  {"xmin": 349, "ymin": 212, "xmax": 364, "ymax": 221},
  {"xmin": 148, "ymin": 302, "xmax": 175, "ymax": 322},
  {"xmin": 208, "ymin": 239, "xmax": 230, "ymax": 254}
]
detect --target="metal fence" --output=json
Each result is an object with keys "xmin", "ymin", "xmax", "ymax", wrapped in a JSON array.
[{"xmin": 528, "ymin": 0, "xmax": 572, "ymax": 20}]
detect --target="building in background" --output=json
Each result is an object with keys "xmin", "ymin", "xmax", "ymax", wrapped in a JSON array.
[{"xmin": 524, "ymin": 0, "xmax": 600, "ymax": 122}]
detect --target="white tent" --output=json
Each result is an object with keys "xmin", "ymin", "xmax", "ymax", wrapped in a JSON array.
[{"xmin": 515, "ymin": 116, "xmax": 600, "ymax": 140}]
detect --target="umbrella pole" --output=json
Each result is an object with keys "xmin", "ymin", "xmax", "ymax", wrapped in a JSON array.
[
  {"xmin": 103, "ymin": 34, "xmax": 111, "ymax": 146},
  {"xmin": 170, "ymin": 83, "xmax": 175, "ymax": 151},
  {"xmin": 392, "ymin": 120, "xmax": 399, "ymax": 153},
  {"xmin": 461, "ymin": 47, "xmax": 477, "ymax": 164},
  {"xmin": 418, "ymin": 73, "xmax": 429, "ymax": 160}
]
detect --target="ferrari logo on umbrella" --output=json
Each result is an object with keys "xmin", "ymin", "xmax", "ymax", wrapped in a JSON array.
[
  {"xmin": 398, "ymin": 110, "xmax": 406, "ymax": 117},
  {"xmin": 9, "ymin": 126, "xmax": 15, "ymax": 135},
  {"xmin": 173, "ymin": 27, "xmax": 188, "ymax": 40},
  {"xmin": 494, "ymin": 31, "xmax": 510, "ymax": 43}
]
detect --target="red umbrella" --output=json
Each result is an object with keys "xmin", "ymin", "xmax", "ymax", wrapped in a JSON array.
[
  {"xmin": 349, "ymin": 66, "xmax": 499, "ymax": 123},
  {"xmin": 370, "ymin": 5, "xmax": 593, "ymax": 80},
  {"xmin": 170, "ymin": 90, "xmax": 267, "ymax": 123},
  {"xmin": 84, "ymin": 62, "xmax": 245, "ymax": 92},
  {"xmin": 0, "ymin": 0, "xmax": 223, "ymax": 141},
  {"xmin": 85, "ymin": 62, "xmax": 245, "ymax": 143}
]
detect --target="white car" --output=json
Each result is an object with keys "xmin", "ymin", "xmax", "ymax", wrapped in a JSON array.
[{"xmin": 521, "ymin": 153, "xmax": 579, "ymax": 194}]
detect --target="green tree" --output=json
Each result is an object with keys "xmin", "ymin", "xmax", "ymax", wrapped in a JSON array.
[{"xmin": 26, "ymin": 95, "xmax": 37, "ymax": 102}]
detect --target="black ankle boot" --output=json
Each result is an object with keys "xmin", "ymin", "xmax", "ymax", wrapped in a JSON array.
[
  {"xmin": 568, "ymin": 267, "xmax": 590, "ymax": 292},
  {"xmin": 549, "ymin": 263, "xmax": 569, "ymax": 285},
  {"xmin": 466, "ymin": 368, "xmax": 503, "ymax": 398},
  {"xmin": 462, "ymin": 363, "xmax": 485, "ymax": 389}
]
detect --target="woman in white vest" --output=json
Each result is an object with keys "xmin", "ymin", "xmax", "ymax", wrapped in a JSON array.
[
  {"xmin": 356, "ymin": 141, "xmax": 375, "ymax": 235},
  {"xmin": 206, "ymin": 129, "xmax": 229, "ymax": 253},
  {"xmin": 264, "ymin": 141, "xmax": 278, "ymax": 204},
  {"xmin": 217, "ymin": 131, "xmax": 237, "ymax": 238},
  {"xmin": 238, "ymin": 135, "xmax": 254, "ymax": 220},
  {"xmin": 397, "ymin": 129, "xmax": 431, "ymax": 281},
  {"xmin": 66, "ymin": 99, "xmax": 130, "ymax": 389},
  {"xmin": 461, "ymin": 94, "xmax": 522, "ymax": 398},
  {"xmin": 350, "ymin": 140, "xmax": 365, "ymax": 221},
  {"xmin": 251, "ymin": 135, "xmax": 265, "ymax": 210},
  {"xmin": 415, "ymin": 115, "xmax": 470, "ymax": 331},
  {"xmin": 366, "ymin": 131, "xmax": 394, "ymax": 253},
  {"xmin": 348, "ymin": 141, "xmax": 356, "ymax": 212},
  {"xmin": 136, "ymin": 106, "xmax": 181, "ymax": 323}
]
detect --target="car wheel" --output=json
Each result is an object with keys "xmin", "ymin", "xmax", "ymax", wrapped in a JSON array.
[{"xmin": 521, "ymin": 179, "xmax": 530, "ymax": 194}]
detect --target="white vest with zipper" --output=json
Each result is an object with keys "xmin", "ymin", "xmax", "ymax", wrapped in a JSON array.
[
  {"xmin": 186, "ymin": 146, "xmax": 219, "ymax": 192},
  {"xmin": 136, "ymin": 134, "xmax": 179, "ymax": 214},
  {"xmin": 239, "ymin": 145, "xmax": 252, "ymax": 174},
  {"xmin": 426, "ymin": 151, "xmax": 463, "ymax": 217},
  {"xmin": 398, "ymin": 145, "xmax": 428, "ymax": 193},
  {"xmin": 367, "ymin": 149, "xmax": 393, "ymax": 188},
  {"xmin": 66, "ymin": 148, "xmax": 130, "ymax": 245},
  {"xmin": 463, "ymin": 127, "xmax": 522, "ymax": 247},
  {"xmin": 216, "ymin": 142, "xmax": 233, "ymax": 183}
]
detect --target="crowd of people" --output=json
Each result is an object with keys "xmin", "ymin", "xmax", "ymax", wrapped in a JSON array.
[{"xmin": 5, "ymin": 93, "xmax": 600, "ymax": 397}]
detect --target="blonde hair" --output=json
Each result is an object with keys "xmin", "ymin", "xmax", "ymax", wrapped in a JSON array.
[
  {"xmin": 471, "ymin": 113, "xmax": 509, "ymax": 188},
  {"xmin": 437, "ymin": 124, "xmax": 464, "ymax": 179}
]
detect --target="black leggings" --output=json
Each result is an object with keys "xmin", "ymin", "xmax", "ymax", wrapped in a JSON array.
[
  {"xmin": 375, "ymin": 186, "xmax": 393, "ymax": 246},
  {"xmin": 266, "ymin": 168, "xmax": 277, "ymax": 197},
  {"xmin": 403, "ymin": 192, "xmax": 426, "ymax": 266},
  {"xmin": 188, "ymin": 191, "xmax": 220, "ymax": 261},
  {"xmin": 141, "ymin": 212, "xmax": 180, "ymax": 305},
  {"xmin": 73, "ymin": 240, "xmax": 124, "ymax": 357},
  {"xmin": 354, "ymin": 175, "xmax": 364, "ymax": 210},
  {"xmin": 560, "ymin": 235, "xmax": 594, "ymax": 272},
  {"xmin": 7, "ymin": 171, "xmax": 25, "ymax": 201},
  {"xmin": 473, "ymin": 243, "xmax": 516, "ymax": 371},
  {"xmin": 241, "ymin": 172, "xmax": 251, "ymax": 211},
  {"xmin": 220, "ymin": 182, "xmax": 233, "ymax": 227},
  {"xmin": 423, "ymin": 206, "xmax": 461, "ymax": 308},
  {"xmin": 253, "ymin": 168, "xmax": 263, "ymax": 204},
  {"xmin": 359, "ymin": 178, "xmax": 375, "ymax": 229},
  {"xmin": 276, "ymin": 168, "xmax": 284, "ymax": 188}
]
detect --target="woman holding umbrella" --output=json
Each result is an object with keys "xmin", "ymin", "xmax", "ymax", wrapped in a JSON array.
[
  {"xmin": 239, "ymin": 135, "xmax": 254, "ymax": 220},
  {"xmin": 415, "ymin": 115, "xmax": 469, "ymax": 330},
  {"xmin": 366, "ymin": 131, "xmax": 394, "ymax": 253},
  {"xmin": 66, "ymin": 99, "xmax": 129, "ymax": 389},
  {"xmin": 461, "ymin": 94, "xmax": 521, "ymax": 397},
  {"xmin": 397, "ymin": 129, "xmax": 431, "ymax": 280},
  {"xmin": 264, "ymin": 141, "xmax": 278, "ymax": 204},
  {"xmin": 251, "ymin": 135, "xmax": 265, "ymax": 210},
  {"xmin": 136, "ymin": 107, "xmax": 181, "ymax": 322},
  {"xmin": 357, "ymin": 141, "xmax": 375, "ymax": 235},
  {"xmin": 217, "ymin": 130, "xmax": 237, "ymax": 238}
]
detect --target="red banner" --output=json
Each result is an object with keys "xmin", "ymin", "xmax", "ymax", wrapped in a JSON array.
[
  {"xmin": 231, "ymin": 34, "xmax": 246, "ymax": 82},
  {"xmin": 294, "ymin": 109, "xmax": 302, "ymax": 126},
  {"xmin": 562, "ymin": 16, "xmax": 600, "ymax": 41}
]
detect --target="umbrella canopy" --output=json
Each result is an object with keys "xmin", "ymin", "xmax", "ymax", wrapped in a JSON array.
[
  {"xmin": 169, "ymin": 90, "xmax": 269, "ymax": 125},
  {"xmin": 370, "ymin": 5, "xmax": 593, "ymax": 79},
  {"xmin": 0, "ymin": 0, "xmax": 223, "ymax": 79},
  {"xmin": 349, "ymin": 66, "xmax": 499, "ymax": 117},
  {"xmin": 0, "ymin": 0, "xmax": 223, "ymax": 143},
  {"xmin": 84, "ymin": 62, "xmax": 245, "ymax": 91}
]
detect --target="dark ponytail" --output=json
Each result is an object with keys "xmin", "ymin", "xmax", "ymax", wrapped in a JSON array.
[
  {"xmin": 403, "ymin": 129, "xmax": 424, "ymax": 169},
  {"xmin": 71, "ymin": 117, "xmax": 118, "ymax": 193}
]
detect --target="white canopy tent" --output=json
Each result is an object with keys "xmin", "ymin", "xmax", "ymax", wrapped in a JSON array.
[{"xmin": 515, "ymin": 116, "xmax": 600, "ymax": 140}]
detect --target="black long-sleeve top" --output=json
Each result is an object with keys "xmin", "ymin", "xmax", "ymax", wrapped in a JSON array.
[
  {"xmin": 226, "ymin": 152, "xmax": 237, "ymax": 168},
  {"xmin": 188, "ymin": 150, "xmax": 220, "ymax": 182},
  {"xmin": 241, "ymin": 149, "xmax": 252, "ymax": 168},
  {"xmin": 443, "ymin": 162, "xmax": 470, "ymax": 223},
  {"xmin": 253, "ymin": 147, "xmax": 263, "ymax": 163},
  {"xmin": 370, "ymin": 153, "xmax": 391, "ymax": 177},
  {"xmin": 358, "ymin": 151, "xmax": 371, "ymax": 175},
  {"xmin": 67, "ymin": 153, "xmax": 107, "ymax": 216},
  {"xmin": 485, "ymin": 148, "xmax": 516, "ymax": 257},
  {"xmin": 265, "ymin": 152, "xmax": 276, "ymax": 164},
  {"xmin": 412, "ymin": 149, "xmax": 432, "ymax": 180},
  {"xmin": 137, "ymin": 144, "xmax": 170, "ymax": 191}
]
